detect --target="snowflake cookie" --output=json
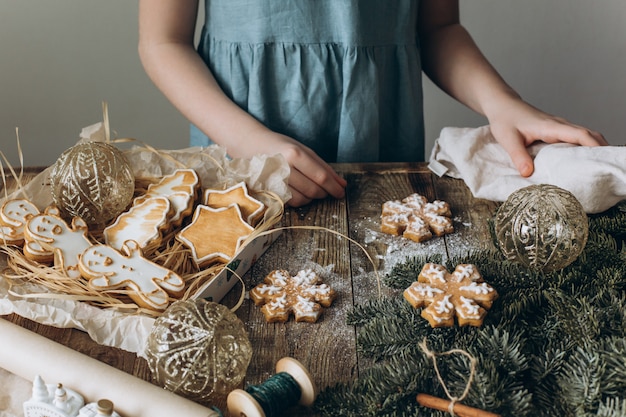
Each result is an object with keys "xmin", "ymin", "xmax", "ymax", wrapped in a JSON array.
[
  {"xmin": 250, "ymin": 269, "xmax": 337, "ymax": 323},
  {"xmin": 381, "ymin": 193, "xmax": 454, "ymax": 243},
  {"xmin": 403, "ymin": 263, "xmax": 498, "ymax": 327}
]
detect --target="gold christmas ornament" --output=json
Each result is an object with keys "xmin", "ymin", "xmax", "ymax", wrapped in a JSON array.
[
  {"xmin": 49, "ymin": 141, "xmax": 135, "ymax": 227},
  {"xmin": 494, "ymin": 184, "xmax": 589, "ymax": 272},
  {"xmin": 145, "ymin": 299, "xmax": 252, "ymax": 404}
]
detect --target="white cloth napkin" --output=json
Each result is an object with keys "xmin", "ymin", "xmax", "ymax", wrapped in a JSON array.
[{"xmin": 428, "ymin": 125, "xmax": 626, "ymax": 214}]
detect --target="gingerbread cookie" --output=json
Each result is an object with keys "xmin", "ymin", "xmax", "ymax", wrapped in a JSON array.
[
  {"xmin": 204, "ymin": 182, "xmax": 266, "ymax": 225},
  {"xmin": 250, "ymin": 269, "xmax": 337, "ymax": 323},
  {"xmin": 80, "ymin": 240, "xmax": 185, "ymax": 311},
  {"xmin": 176, "ymin": 203, "xmax": 255, "ymax": 267},
  {"xmin": 23, "ymin": 206, "xmax": 91, "ymax": 278},
  {"xmin": 381, "ymin": 193, "xmax": 454, "ymax": 242},
  {"xmin": 135, "ymin": 169, "xmax": 200, "ymax": 228},
  {"xmin": 0, "ymin": 199, "xmax": 40, "ymax": 246},
  {"xmin": 403, "ymin": 263, "xmax": 498, "ymax": 327},
  {"xmin": 104, "ymin": 196, "xmax": 171, "ymax": 251}
]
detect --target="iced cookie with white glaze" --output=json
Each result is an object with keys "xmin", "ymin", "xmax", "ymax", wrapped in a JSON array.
[
  {"xmin": 250, "ymin": 269, "xmax": 337, "ymax": 323},
  {"xmin": 23, "ymin": 206, "xmax": 91, "ymax": 278},
  {"xmin": 404, "ymin": 263, "xmax": 498, "ymax": 327},
  {"xmin": 80, "ymin": 240, "xmax": 185, "ymax": 312}
]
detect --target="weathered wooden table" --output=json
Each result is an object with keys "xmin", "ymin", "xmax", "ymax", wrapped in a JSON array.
[{"xmin": 1, "ymin": 162, "xmax": 500, "ymax": 416}]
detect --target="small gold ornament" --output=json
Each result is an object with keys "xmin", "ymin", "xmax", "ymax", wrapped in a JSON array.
[
  {"xmin": 145, "ymin": 299, "xmax": 252, "ymax": 404},
  {"xmin": 494, "ymin": 184, "xmax": 588, "ymax": 272},
  {"xmin": 49, "ymin": 141, "xmax": 135, "ymax": 228}
]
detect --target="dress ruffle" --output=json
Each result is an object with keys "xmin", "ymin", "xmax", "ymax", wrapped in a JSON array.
[{"xmin": 195, "ymin": 0, "xmax": 424, "ymax": 163}]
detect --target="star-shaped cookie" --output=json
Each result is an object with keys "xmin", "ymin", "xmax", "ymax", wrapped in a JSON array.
[
  {"xmin": 177, "ymin": 204, "xmax": 255, "ymax": 267},
  {"xmin": 204, "ymin": 182, "xmax": 266, "ymax": 225}
]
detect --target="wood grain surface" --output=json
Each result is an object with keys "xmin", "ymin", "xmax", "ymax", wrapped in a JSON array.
[{"xmin": 1, "ymin": 163, "xmax": 500, "ymax": 416}]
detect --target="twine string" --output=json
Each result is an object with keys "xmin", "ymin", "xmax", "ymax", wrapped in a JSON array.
[
  {"xmin": 419, "ymin": 338, "xmax": 477, "ymax": 417},
  {"xmin": 253, "ymin": 225, "xmax": 382, "ymax": 298},
  {"xmin": 246, "ymin": 372, "xmax": 302, "ymax": 417}
]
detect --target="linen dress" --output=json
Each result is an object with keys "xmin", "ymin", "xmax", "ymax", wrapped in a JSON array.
[{"xmin": 191, "ymin": 0, "xmax": 425, "ymax": 163}]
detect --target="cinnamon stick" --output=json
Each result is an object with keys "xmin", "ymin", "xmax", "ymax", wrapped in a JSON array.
[{"xmin": 416, "ymin": 393, "xmax": 501, "ymax": 417}]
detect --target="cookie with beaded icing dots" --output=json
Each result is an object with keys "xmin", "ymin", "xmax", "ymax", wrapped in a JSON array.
[
  {"xmin": 380, "ymin": 193, "xmax": 454, "ymax": 242},
  {"xmin": 204, "ymin": 181, "xmax": 266, "ymax": 226},
  {"xmin": 0, "ymin": 199, "xmax": 41, "ymax": 246},
  {"xmin": 23, "ymin": 205, "xmax": 92, "ymax": 278},
  {"xmin": 80, "ymin": 240, "xmax": 185, "ymax": 312},
  {"xmin": 250, "ymin": 269, "xmax": 337, "ymax": 323},
  {"xmin": 403, "ymin": 263, "xmax": 498, "ymax": 327},
  {"xmin": 176, "ymin": 203, "xmax": 255, "ymax": 267}
]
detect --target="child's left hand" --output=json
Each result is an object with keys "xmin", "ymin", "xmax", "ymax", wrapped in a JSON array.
[{"xmin": 487, "ymin": 98, "xmax": 608, "ymax": 177}]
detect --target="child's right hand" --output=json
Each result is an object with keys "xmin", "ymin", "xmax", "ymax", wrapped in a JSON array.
[
  {"xmin": 138, "ymin": 0, "xmax": 345, "ymax": 207},
  {"xmin": 232, "ymin": 130, "xmax": 347, "ymax": 207}
]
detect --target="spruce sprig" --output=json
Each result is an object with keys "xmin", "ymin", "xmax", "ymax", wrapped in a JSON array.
[{"xmin": 316, "ymin": 202, "xmax": 626, "ymax": 417}]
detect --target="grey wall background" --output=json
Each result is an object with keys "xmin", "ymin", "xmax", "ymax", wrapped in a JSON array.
[{"xmin": 1, "ymin": 1, "xmax": 625, "ymax": 168}]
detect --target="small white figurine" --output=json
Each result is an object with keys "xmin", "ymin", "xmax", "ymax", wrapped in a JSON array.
[{"xmin": 23, "ymin": 375, "xmax": 85, "ymax": 417}]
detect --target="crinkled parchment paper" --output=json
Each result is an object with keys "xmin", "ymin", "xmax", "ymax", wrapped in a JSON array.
[{"xmin": 0, "ymin": 122, "xmax": 291, "ymax": 357}]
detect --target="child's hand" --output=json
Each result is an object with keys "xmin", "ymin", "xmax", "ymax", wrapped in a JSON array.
[
  {"xmin": 487, "ymin": 99, "xmax": 607, "ymax": 177},
  {"xmin": 233, "ymin": 131, "xmax": 347, "ymax": 207}
]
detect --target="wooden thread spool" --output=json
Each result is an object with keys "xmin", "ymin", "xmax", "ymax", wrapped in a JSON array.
[{"xmin": 227, "ymin": 357, "xmax": 317, "ymax": 417}]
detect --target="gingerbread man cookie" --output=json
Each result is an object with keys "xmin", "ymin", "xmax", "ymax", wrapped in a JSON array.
[
  {"xmin": 381, "ymin": 193, "xmax": 454, "ymax": 242},
  {"xmin": 79, "ymin": 240, "xmax": 185, "ymax": 312},
  {"xmin": 23, "ymin": 206, "xmax": 91, "ymax": 278},
  {"xmin": 0, "ymin": 199, "xmax": 40, "ymax": 246},
  {"xmin": 176, "ymin": 203, "xmax": 255, "ymax": 267},
  {"xmin": 250, "ymin": 269, "xmax": 337, "ymax": 323},
  {"xmin": 403, "ymin": 263, "xmax": 498, "ymax": 327},
  {"xmin": 204, "ymin": 181, "xmax": 266, "ymax": 225}
]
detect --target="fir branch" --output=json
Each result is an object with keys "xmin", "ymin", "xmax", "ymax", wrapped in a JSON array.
[
  {"xmin": 558, "ymin": 346, "xmax": 606, "ymax": 414},
  {"xmin": 317, "ymin": 203, "xmax": 626, "ymax": 417},
  {"xmin": 544, "ymin": 289, "xmax": 602, "ymax": 345},
  {"xmin": 589, "ymin": 200, "xmax": 626, "ymax": 237},
  {"xmin": 599, "ymin": 337, "xmax": 626, "ymax": 397},
  {"xmin": 474, "ymin": 326, "xmax": 531, "ymax": 375},
  {"xmin": 383, "ymin": 254, "xmax": 442, "ymax": 289},
  {"xmin": 355, "ymin": 305, "xmax": 429, "ymax": 360},
  {"xmin": 347, "ymin": 296, "xmax": 412, "ymax": 327},
  {"xmin": 597, "ymin": 397, "xmax": 626, "ymax": 417},
  {"xmin": 529, "ymin": 345, "xmax": 570, "ymax": 414}
]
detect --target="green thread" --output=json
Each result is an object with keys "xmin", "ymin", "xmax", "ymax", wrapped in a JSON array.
[{"xmin": 246, "ymin": 372, "xmax": 302, "ymax": 416}]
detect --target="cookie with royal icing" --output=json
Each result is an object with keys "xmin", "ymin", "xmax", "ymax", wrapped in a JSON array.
[
  {"xmin": 176, "ymin": 203, "xmax": 255, "ymax": 268},
  {"xmin": 403, "ymin": 263, "xmax": 498, "ymax": 327},
  {"xmin": 381, "ymin": 193, "xmax": 454, "ymax": 242},
  {"xmin": 0, "ymin": 199, "xmax": 41, "ymax": 246},
  {"xmin": 80, "ymin": 240, "xmax": 185, "ymax": 311},
  {"xmin": 104, "ymin": 196, "xmax": 171, "ymax": 251},
  {"xmin": 135, "ymin": 169, "xmax": 201, "ymax": 228},
  {"xmin": 250, "ymin": 269, "xmax": 337, "ymax": 323},
  {"xmin": 204, "ymin": 181, "xmax": 266, "ymax": 226},
  {"xmin": 23, "ymin": 206, "xmax": 91, "ymax": 278}
]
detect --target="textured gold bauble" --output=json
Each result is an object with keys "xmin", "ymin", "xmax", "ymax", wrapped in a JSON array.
[
  {"xmin": 49, "ymin": 141, "xmax": 135, "ymax": 227},
  {"xmin": 494, "ymin": 184, "xmax": 589, "ymax": 272},
  {"xmin": 145, "ymin": 299, "xmax": 252, "ymax": 404}
]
